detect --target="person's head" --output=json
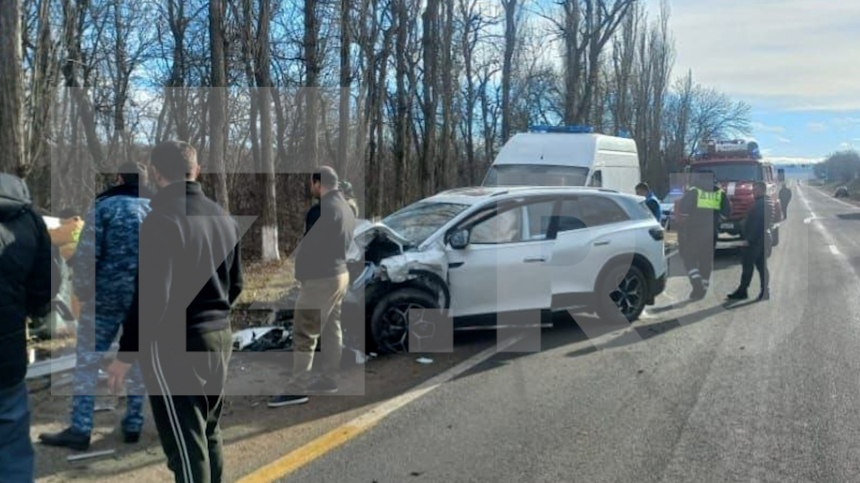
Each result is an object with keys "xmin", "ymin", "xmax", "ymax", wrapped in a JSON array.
[
  {"xmin": 149, "ymin": 141, "xmax": 200, "ymax": 188},
  {"xmin": 754, "ymin": 181, "xmax": 767, "ymax": 199},
  {"xmin": 311, "ymin": 166, "xmax": 338, "ymax": 198},
  {"xmin": 58, "ymin": 208, "xmax": 78, "ymax": 219},
  {"xmin": 635, "ymin": 182, "xmax": 650, "ymax": 197},
  {"xmin": 693, "ymin": 171, "xmax": 715, "ymax": 191},
  {"xmin": 116, "ymin": 161, "xmax": 148, "ymax": 187}
]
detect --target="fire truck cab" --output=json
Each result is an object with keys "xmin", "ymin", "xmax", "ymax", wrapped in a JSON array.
[{"xmin": 685, "ymin": 139, "xmax": 783, "ymax": 245}]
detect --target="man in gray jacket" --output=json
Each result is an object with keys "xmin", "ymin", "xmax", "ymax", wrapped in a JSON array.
[{"xmin": 269, "ymin": 166, "xmax": 356, "ymax": 407}]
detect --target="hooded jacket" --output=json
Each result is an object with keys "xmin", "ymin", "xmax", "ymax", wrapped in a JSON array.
[
  {"xmin": 71, "ymin": 182, "xmax": 152, "ymax": 324},
  {"xmin": 0, "ymin": 174, "xmax": 55, "ymax": 388}
]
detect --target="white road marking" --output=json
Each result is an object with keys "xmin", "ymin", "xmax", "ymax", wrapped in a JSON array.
[
  {"xmin": 830, "ymin": 245, "xmax": 842, "ymax": 256},
  {"xmin": 799, "ymin": 187, "xmax": 846, "ymax": 260}
]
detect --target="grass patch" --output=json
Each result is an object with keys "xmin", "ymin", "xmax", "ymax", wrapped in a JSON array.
[{"xmin": 235, "ymin": 257, "xmax": 298, "ymax": 310}]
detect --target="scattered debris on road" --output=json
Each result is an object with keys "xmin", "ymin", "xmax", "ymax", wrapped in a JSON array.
[{"xmin": 415, "ymin": 357, "xmax": 434, "ymax": 365}]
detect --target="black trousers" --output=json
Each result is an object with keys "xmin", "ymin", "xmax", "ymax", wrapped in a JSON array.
[
  {"xmin": 141, "ymin": 329, "xmax": 232, "ymax": 483},
  {"xmin": 680, "ymin": 236, "xmax": 716, "ymax": 291},
  {"xmin": 738, "ymin": 244, "xmax": 768, "ymax": 294}
]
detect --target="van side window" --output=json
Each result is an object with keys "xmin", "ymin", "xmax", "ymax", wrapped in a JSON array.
[{"xmin": 589, "ymin": 170, "xmax": 602, "ymax": 187}]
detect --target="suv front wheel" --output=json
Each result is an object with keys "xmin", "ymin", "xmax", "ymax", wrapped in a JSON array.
[
  {"xmin": 369, "ymin": 288, "xmax": 440, "ymax": 354},
  {"xmin": 596, "ymin": 264, "xmax": 648, "ymax": 324}
]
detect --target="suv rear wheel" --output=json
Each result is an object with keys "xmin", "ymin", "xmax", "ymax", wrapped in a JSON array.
[
  {"xmin": 369, "ymin": 288, "xmax": 439, "ymax": 354},
  {"xmin": 596, "ymin": 264, "xmax": 648, "ymax": 324}
]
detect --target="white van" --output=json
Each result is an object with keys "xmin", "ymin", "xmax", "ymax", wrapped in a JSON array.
[{"xmin": 482, "ymin": 126, "xmax": 641, "ymax": 194}]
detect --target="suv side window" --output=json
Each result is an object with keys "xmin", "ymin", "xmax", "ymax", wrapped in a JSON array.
[
  {"xmin": 470, "ymin": 206, "xmax": 523, "ymax": 244},
  {"xmin": 558, "ymin": 196, "xmax": 629, "ymax": 231},
  {"xmin": 524, "ymin": 201, "xmax": 557, "ymax": 241}
]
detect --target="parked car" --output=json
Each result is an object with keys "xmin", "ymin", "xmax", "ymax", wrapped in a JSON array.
[
  {"xmin": 345, "ymin": 187, "xmax": 668, "ymax": 353},
  {"xmin": 835, "ymin": 186, "xmax": 850, "ymax": 198}
]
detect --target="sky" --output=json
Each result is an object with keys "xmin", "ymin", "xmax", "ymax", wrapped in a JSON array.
[{"xmin": 650, "ymin": 0, "xmax": 860, "ymax": 164}]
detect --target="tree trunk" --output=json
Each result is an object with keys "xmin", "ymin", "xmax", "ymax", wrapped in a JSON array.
[
  {"xmin": 256, "ymin": 0, "xmax": 279, "ymax": 260},
  {"xmin": 393, "ymin": 0, "xmax": 409, "ymax": 207},
  {"xmin": 209, "ymin": 0, "xmax": 230, "ymax": 210},
  {"xmin": 338, "ymin": 0, "xmax": 351, "ymax": 175},
  {"xmin": 304, "ymin": 0, "xmax": 320, "ymax": 169},
  {"xmin": 421, "ymin": 0, "xmax": 439, "ymax": 197},
  {"xmin": 0, "ymin": 0, "xmax": 24, "ymax": 177},
  {"xmin": 501, "ymin": 0, "xmax": 517, "ymax": 142}
]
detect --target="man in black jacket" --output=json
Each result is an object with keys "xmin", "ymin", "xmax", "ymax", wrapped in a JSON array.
[
  {"xmin": 677, "ymin": 172, "xmax": 731, "ymax": 300},
  {"xmin": 106, "ymin": 141, "xmax": 243, "ymax": 483},
  {"xmin": 728, "ymin": 181, "xmax": 771, "ymax": 302},
  {"xmin": 0, "ymin": 173, "xmax": 56, "ymax": 482},
  {"xmin": 269, "ymin": 166, "xmax": 356, "ymax": 408}
]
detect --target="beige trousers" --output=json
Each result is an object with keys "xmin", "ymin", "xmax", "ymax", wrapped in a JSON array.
[{"xmin": 291, "ymin": 272, "xmax": 350, "ymax": 388}]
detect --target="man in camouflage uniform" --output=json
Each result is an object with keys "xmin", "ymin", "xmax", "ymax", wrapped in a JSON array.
[{"xmin": 39, "ymin": 162, "xmax": 153, "ymax": 451}]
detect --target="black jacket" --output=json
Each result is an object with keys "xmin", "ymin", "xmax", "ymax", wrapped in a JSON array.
[
  {"xmin": 118, "ymin": 182, "xmax": 242, "ymax": 361},
  {"xmin": 0, "ymin": 174, "xmax": 56, "ymax": 388},
  {"xmin": 295, "ymin": 190, "xmax": 357, "ymax": 283},
  {"xmin": 743, "ymin": 196, "xmax": 771, "ymax": 249}
]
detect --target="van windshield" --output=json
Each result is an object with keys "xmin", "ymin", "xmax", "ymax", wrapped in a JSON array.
[
  {"xmin": 483, "ymin": 164, "xmax": 590, "ymax": 187},
  {"xmin": 693, "ymin": 163, "xmax": 762, "ymax": 182}
]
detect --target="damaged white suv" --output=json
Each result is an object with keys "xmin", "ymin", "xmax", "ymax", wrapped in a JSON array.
[{"xmin": 346, "ymin": 187, "xmax": 667, "ymax": 353}]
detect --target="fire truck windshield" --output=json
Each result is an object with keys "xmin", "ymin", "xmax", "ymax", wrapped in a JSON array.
[{"xmin": 693, "ymin": 163, "xmax": 763, "ymax": 182}]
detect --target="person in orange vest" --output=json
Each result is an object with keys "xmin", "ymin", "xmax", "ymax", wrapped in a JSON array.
[{"xmin": 49, "ymin": 209, "xmax": 84, "ymax": 320}]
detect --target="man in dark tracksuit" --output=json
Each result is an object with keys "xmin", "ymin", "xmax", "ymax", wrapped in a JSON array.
[
  {"xmin": 677, "ymin": 172, "xmax": 731, "ymax": 300},
  {"xmin": 728, "ymin": 181, "xmax": 771, "ymax": 301},
  {"xmin": 779, "ymin": 183, "xmax": 792, "ymax": 220},
  {"xmin": 0, "ymin": 173, "xmax": 56, "ymax": 482},
  {"xmin": 107, "ymin": 141, "xmax": 242, "ymax": 483},
  {"xmin": 269, "ymin": 166, "xmax": 356, "ymax": 407}
]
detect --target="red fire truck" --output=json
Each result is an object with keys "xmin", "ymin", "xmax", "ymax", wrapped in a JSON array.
[{"xmin": 682, "ymin": 140, "xmax": 783, "ymax": 246}]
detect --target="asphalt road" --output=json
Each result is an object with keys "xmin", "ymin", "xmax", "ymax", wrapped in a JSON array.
[{"xmin": 279, "ymin": 184, "xmax": 860, "ymax": 483}]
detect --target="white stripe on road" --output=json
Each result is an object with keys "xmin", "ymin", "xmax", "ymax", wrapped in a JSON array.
[
  {"xmin": 152, "ymin": 341, "xmax": 194, "ymax": 483},
  {"xmin": 830, "ymin": 245, "xmax": 842, "ymax": 256},
  {"xmin": 799, "ymin": 187, "xmax": 846, "ymax": 260}
]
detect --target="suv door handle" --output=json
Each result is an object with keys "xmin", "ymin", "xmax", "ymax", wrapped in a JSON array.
[
  {"xmin": 523, "ymin": 256, "xmax": 547, "ymax": 263},
  {"xmin": 594, "ymin": 241, "xmax": 610, "ymax": 247}
]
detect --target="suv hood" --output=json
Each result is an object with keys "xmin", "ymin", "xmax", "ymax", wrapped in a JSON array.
[
  {"xmin": 0, "ymin": 174, "xmax": 32, "ymax": 221},
  {"xmin": 348, "ymin": 220, "xmax": 448, "ymax": 286},
  {"xmin": 349, "ymin": 220, "xmax": 412, "ymax": 260}
]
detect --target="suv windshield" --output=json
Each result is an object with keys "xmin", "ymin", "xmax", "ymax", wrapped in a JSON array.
[
  {"xmin": 483, "ymin": 164, "xmax": 590, "ymax": 187},
  {"xmin": 382, "ymin": 201, "xmax": 470, "ymax": 245},
  {"xmin": 694, "ymin": 163, "xmax": 763, "ymax": 182}
]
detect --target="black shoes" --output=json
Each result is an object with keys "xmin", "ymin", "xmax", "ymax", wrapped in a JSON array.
[
  {"xmin": 268, "ymin": 395, "xmax": 310, "ymax": 408},
  {"xmin": 726, "ymin": 290, "xmax": 749, "ymax": 301},
  {"xmin": 307, "ymin": 378, "xmax": 339, "ymax": 395},
  {"xmin": 39, "ymin": 427, "xmax": 91, "ymax": 451},
  {"xmin": 689, "ymin": 288, "xmax": 706, "ymax": 301},
  {"xmin": 123, "ymin": 429, "xmax": 141, "ymax": 444}
]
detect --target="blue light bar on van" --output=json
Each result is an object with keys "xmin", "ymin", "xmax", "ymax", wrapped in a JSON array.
[{"xmin": 529, "ymin": 125, "xmax": 594, "ymax": 134}]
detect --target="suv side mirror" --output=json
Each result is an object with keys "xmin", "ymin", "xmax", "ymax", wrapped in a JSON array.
[{"xmin": 449, "ymin": 229, "xmax": 470, "ymax": 250}]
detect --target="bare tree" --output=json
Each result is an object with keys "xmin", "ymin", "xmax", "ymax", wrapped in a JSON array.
[
  {"xmin": 501, "ymin": 0, "xmax": 518, "ymax": 142},
  {"xmin": 256, "ymin": 0, "xmax": 279, "ymax": 260},
  {"xmin": 304, "ymin": 0, "xmax": 320, "ymax": 168},
  {"xmin": 0, "ymin": 0, "xmax": 24, "ymax": 176},
  {"xmin": 209, "ymin": 0, "xmax": 230, "ymax": 209}
]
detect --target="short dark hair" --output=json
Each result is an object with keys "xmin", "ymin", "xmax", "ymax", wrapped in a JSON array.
[
  {"xmin": 150, "ymin": 141, "xmax": 197, "ymax": 182},
  {"xmin": 312, "ymin": 166, "xmax": 339, "ymax": 189},
  {"xmin": 635, "ymin": 182, "xmax": 650, "ymax": 193},
  {"xmin": 117, "ymin": 161, "xmax": 148, "ymax": 186}
]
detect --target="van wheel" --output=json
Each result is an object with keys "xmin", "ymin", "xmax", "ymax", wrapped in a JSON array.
[
  {"xmin": 597, "ymin": 264, "xmax": 647, "ymax": 324},
  {"xmin": 771, "ymin": 227, "xmax": 780, "ymax": 247},
  {"xmin": 370, "ymin": 288, "xmax": 439, "ymax": 354}
]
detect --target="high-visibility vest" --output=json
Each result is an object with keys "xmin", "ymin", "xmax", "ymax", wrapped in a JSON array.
[{"xmin": 693, "ymin": 188, "xmax": 723, "ymax": 210}]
